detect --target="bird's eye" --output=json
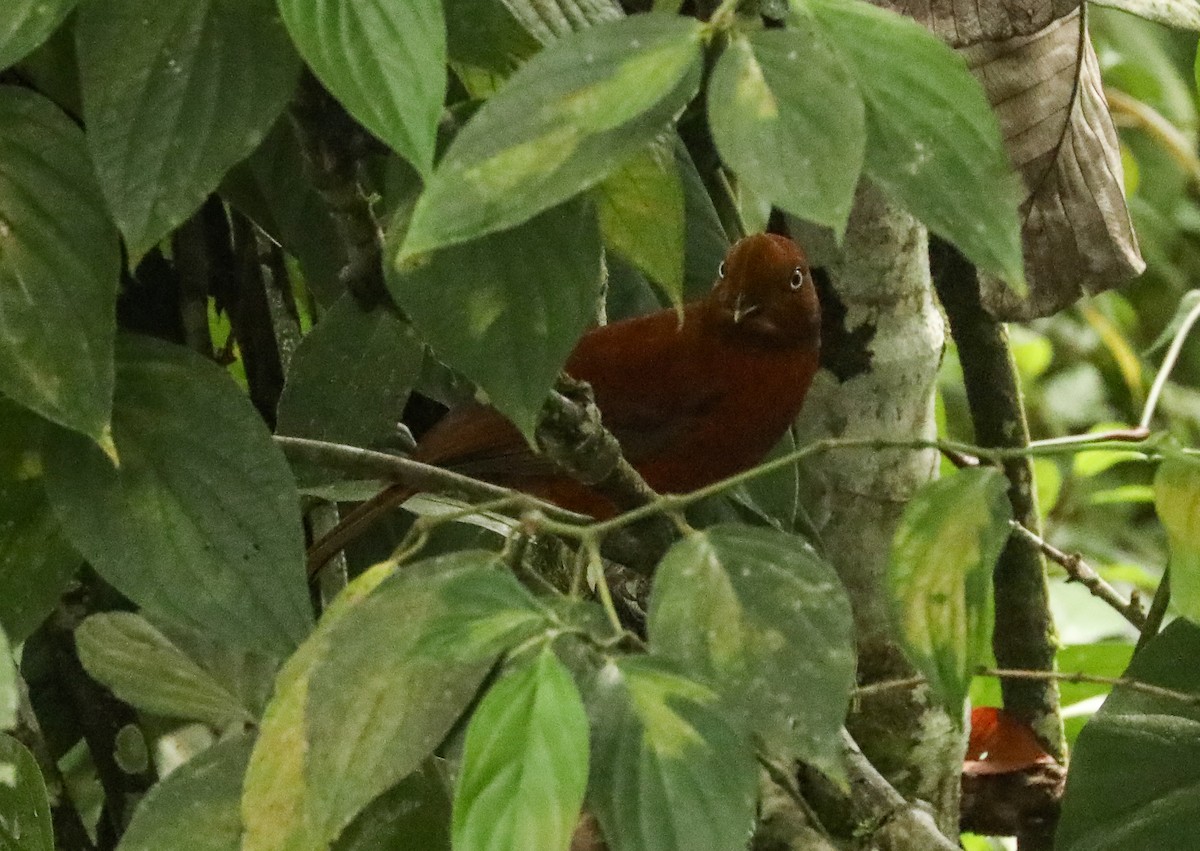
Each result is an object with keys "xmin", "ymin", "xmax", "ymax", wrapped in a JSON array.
[
  {"xmin": 790, "ymin": 268, "xmax": 805, "ymax": 290},
  {"xmin": 718, "ymin": 260, "xmax": 727, "ymax": 279}
]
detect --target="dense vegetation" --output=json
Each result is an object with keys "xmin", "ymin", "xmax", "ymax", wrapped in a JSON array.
[{"xmin": 1, "ymin": 0, "xmax": 1199, "ymax": 849}]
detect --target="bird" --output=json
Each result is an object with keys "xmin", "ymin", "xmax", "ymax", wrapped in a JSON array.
[{"xmin": 307, "ymin": 232, "xmax": 821, "ymax": 575}]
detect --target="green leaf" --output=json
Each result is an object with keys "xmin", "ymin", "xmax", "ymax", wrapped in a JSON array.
[
  {"xmin": 588, "ymin": 657, "xmax": 757, "ymax": 851},
  {"xmin": 242, "ymin": 561, "xmax": 395, "ymax": 851},
  {"xmin": 1154, "ymin": 454, "xmax": 1200, "ymax": 624},
  {"xmin": 0, "ymin": 734, "xmax": 53, "ymax": 851},
  {"xmin": 888, "ymin": 467, "xmax": 1012, "ymax": 715},
  {"xmin": 276, "ymin": 296, "xmax": 424, "ymax": 484},
  {"xmin": 804, "ymin": 0, "xmax": 1025, "ymax": 286},
  {"xmin": 648, "ymin": 525, "xmax": 854, "ymax": 775},
  {"xmin": 1057, "ymin": 620, "xmax": 1200, "ymax": 851},
  {"xmin": 389, "ymin": 199, "xmax": 602, "ymax": 441},
  {"xmin": 1056, "ymin": 642, "xmax": 1135, "ymax": 745},
  {"xmin": 402, "ymin": 13, "xmax": 704, "ymax": 257},
  {"xmin": 75, "ymin": 612, "xmax": 255, "ymax": 728},
  {"xmin": 707, "ymin": 28, "xmax": 863, "ymax": 236},
  {"xmin": 42, "ymin": 335, "xmax": 313, "ymax": 657},
  {"xmin": 677, "ymin": 139, "xmax": 731, "ymax": 301},
  {"xmin": 454, "ymin": 647, "xmax": 589, "ymax": 851},
  {"xmin": 739, "ymin": 432, "xmax": 800, "ymax": 528},
  {"xmin": 220, "ymin": 119, "xmax": 347, "ymax": 306},
  {"xmin": 0, "ymin": 0, "xmax": 79, "ymax": 69},
  {"xmin": 277, "ymin": 0, "xmax": 445, "ymax": 177},
  {"xmin": 416, "ymin": 565, "xmax": 549, "ymax": 661},
  {"xmin": 0, "ymin": 469, "xmax": 79, "ymax": 644},
  {"xmin": 76, "ymin": 0, "xmax": 300, "ymax": 260},
  {"xmin": 0, "ymin": 626, "xmax": 14, "ymax": 731},
  {"xmin": 304, "ymin": 553, "xmax": 534, "ymax": 842},
  {"xmin": 118, "ymin": 735, "xmax": 253, "ymax": 851},
  {"xmin": 596, "ymin": 136, "xmax": 686, "ymax": 306},
  {"xmin": 0, "ymin": 86, "xmax": 120, "ymax": 441},
  {"xmin": 333, "ymin": 761, "xmax": 452, "ymax": 851}
]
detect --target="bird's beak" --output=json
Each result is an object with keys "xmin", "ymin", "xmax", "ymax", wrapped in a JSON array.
[{"xmin": 732, "ymin": 293, "xmax": 761, "ymax": 324}]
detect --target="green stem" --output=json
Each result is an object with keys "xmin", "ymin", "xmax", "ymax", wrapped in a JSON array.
[{"xmin": 1139, "ymin": 295, "xmax": 1200, "ymax": 430}]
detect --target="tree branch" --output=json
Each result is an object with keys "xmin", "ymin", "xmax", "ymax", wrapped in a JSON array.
[
  {"xmin": 931, "ymin": 238, "xmax": 1064, "ymax": 760},
  {"xmin": 1008, "ymin": 521, "xmax": 1146, "ymax": 628}
]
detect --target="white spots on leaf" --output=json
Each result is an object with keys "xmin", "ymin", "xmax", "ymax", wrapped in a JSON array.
[{"xmin": 905, "ymin": 140, "xmax": 931, "ymax": 176}]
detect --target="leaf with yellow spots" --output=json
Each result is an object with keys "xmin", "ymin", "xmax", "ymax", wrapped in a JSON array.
[
  {"xmin": 587, "ymin": 656, "xmax": 756, "ymax": 851},
  {"xmin": 707, "ymin": 27, "xmax": 864, "ymax": 236},
  {"xmin": 888, "ymin": 468, "xmax": 1012, "ymax": 716},
  {"xmin": 648, "ymin": 524, "xmax": 854, "ymax": 778}
]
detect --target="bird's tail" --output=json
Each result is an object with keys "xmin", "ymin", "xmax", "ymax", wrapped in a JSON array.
[{"xmin": 306, "ymin": 483, "xmax": 416, "ymax": 578}]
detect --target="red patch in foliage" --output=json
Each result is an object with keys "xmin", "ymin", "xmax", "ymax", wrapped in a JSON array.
[{"xmin": 965, "ymin": 706, "xmax": 1057, "ymax": 776}]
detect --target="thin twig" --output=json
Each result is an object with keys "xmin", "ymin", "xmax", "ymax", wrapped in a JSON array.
[
  {"xmin": 282, "ymin": 433, "xmax": 1172, "ymax": 548},
  {"xmin": 1139, "ymin": 294, "xmax": 1200, "ymax": 430},
  {"xmin": 983, "ymin": 667, "xmax": 1200, "ymax": 707},
  {"xmin": 1008, "ymin": 522, "xmax": 1146, "ymax": 628},
  {"xmin": 861, "ymin": 668, "xmax": 1200, "ymax": 709},
  {"xmin": 273, "ymin": 436, "xmax": 588, "ymax": 525},
  {"xmin": 1028, "ymin": 427, "xmax": 1150, "ymax": 450}
]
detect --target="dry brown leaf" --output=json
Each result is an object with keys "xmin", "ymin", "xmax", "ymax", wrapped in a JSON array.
[{"xmin": 875, "ymin": 1, "xmax": 1144, "ymax": 318}]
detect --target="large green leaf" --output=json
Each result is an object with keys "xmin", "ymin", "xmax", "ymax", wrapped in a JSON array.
[
  {"xmin": 42, "ymin": 336, "xmax": 313, "ymax": 657},
  {"xmin": 118, "ymin": 735, "xmax": 253, "ymax": 851},
  {"xmin": 588, "ymin": 657, "xmax": 757, "ymax": 851},
  {"xmin": 0, "ymin": 87, "xmax": 119, "ymax": 442},
  {"xmin": 402, "ymin": 13, "xmax": 704, "ymax": 257},
  {"xmin": 596, "ymin": 136, "xmax": 686, "ymax": 306},
  {"xmin": 0, "ymin": 0, "xmax": 79, "ymax": 70},
  {"xmin": 76, "ymin": 612, "xmax": 255, "ymax": 729},
  {"xmin": 276, "ymin": 296, "xmax": 424, "ymax": 484},
  {"xmin": 453, "ymin": 647, "xmax": 589, "ymax": 851},
  {"xmin": 804, "ymin": 0, "xmax": 1025, "ymax": 286},
  {"xmin": 1057, "ymin": 620, "xmax": 1200, "ymax": 850},
  {"xmin": 708, "ymin": 28, "xmax": 864, "ymax": 236},
  {"xmin": 304, "ymin": 553, "xmax": 547, "ymax": 842},
  {"xmin": 1154, "ymin": 453, "xmax": 1200, "ymax": 623},
  {"xmin": 0, "ymin": 734, "xmax": 53, "ymax": 851},
  {"xmin": 888, "ymin": 468, "xmax": 1012, "ymax": 715},
  {"xmin": 76, "ymin": 0, "xmax": 300, "ymax": 260},
  {"xmin": 648, "ymin": 525, "xmax": 854, "ymax": 775},
  {"xmin": 277, "ymin": 0, "xmax": 445, "ymax": 177},
  {"xmin": 388, "ymin": 199, "xmax": 602, "ymax": 441},
  {"xmin": 242, "ymin": 561, "xmax": 395, "ymax": 851}
]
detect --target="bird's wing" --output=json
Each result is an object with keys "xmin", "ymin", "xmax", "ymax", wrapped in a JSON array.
[
  {"xmin": 565, "ymin": 307, "xmax": 724, "ymax": 463},
  {"xmin": 417, "ymin": 307, "xmax": 722, "ymax": 478}
]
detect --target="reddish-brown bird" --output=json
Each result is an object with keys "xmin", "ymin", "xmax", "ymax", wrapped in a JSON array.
[{"xmin": 308, "ymin": 233, "xmax": 821, "ymax": 574}]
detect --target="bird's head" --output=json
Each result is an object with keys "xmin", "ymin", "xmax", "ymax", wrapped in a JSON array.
[{"xmin": 708, "ymin": 233, "xmax": 820, "ymax": 347}]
